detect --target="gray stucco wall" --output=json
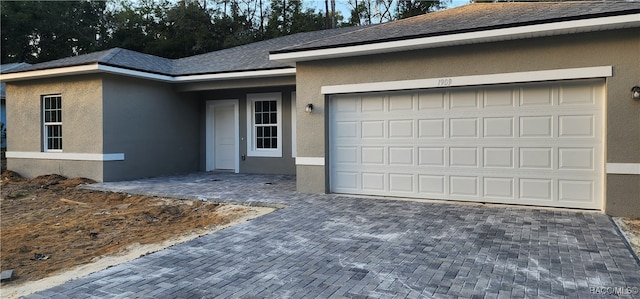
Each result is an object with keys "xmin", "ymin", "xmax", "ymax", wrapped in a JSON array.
[
  {"xmin": 102, "ymin": 75, "xmax": 200, "ymax": 181},
  {"xmin": 295, "ymin": 28, "xmax": 640, "ymax": 217},
  {"xmin": 197, "ymin": 86, "xmax": 296, "ymax": 175},
  {"xmin": 6, "ymin": 75, "xmax": 105, "ymax": 180}
]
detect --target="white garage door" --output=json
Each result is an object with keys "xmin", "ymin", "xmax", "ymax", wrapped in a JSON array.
[{"xmin": 329, "ymin": 79, "xmax": 604, "ymax": 209}]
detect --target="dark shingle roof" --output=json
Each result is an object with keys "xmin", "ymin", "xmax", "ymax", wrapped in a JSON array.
[
  {"xmin": 3, "ymin": 2, "xmax": 638, "ymax": 78},
  {"xmin": 273, "ymin": 1, "xmax": 640, "ymax": 53},
  {"xmin": 1, "ymin": 48, "xmax": 173, "ymax": 75},
  {"xmin": 173, "ymin": 26, "xmax": 362, "ymax": 76},
  {"xmin": 2, "ymin": 26, "xmax": 361, "ymax": 77}
]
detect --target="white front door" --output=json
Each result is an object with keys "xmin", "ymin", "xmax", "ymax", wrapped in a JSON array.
[{"xmin": 206, "ymin": 100, "xmax": 239, "ymax": 172}]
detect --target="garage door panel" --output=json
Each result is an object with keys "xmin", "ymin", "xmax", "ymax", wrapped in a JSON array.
[
  {"xmin": 419, "ymin": 119, "xmax": 445, "ymax": 138},
  {"xmin": 450, "ymin": 147, "xmax": 478, "ymax": 167},
  {"xmin": 330, "ymin": 80, "xmax": 603, "ymax": 209},
  {"xmin": 389, "ymin": 120, "xmax": 413, "ymax": 138},
  {"xmin": 419, "ymin": 175, "xmax": 446, "ymax": 194},
  {"xmin": 484, "ymin": 117, "xmax": 514, "ymax": 138},
  {"xmin": 520, "ymin": 86, "xmax": 553, "ymax": 106},
  {"xmin": 450, "ymin": 176, "xmax": 479, "ymax": 196},
  {"xmin": 559, "ymin": 148, "xmax": 593, "ymax": 170},
  {"xmin": 362, "ymin": 95, "xmax": 384, "ymax": 112},
  {"xmin": 362, "ymin": 173, "xmax": 385, "ymax": 191},
  {"xmin": 362, "ymin": 121, "xmax": 384, "ymax": 138},
  {"xmin": 418, "ymin": 92, "xmax": 446, "ymax": 110},
  {"xmin": 450, "ymin": 90, "xmax": 478, "ymax": 109},
  {"xmin": 419, "ymin": 147, "xmax": 445, "ymax": 166},
  {"xmin": 335, "ymin": 121, "xmax": 358, "ymax": 138},
  {"xmin": 483, "ymin": 177, "xmax": 514, "ymax": 199},
  {"xmin": 520, "ymin": 147, "xmax": 553, "ymax": 169},
  {"xmin": 362, "ymin": 147, "xmax": 385, "ymax": 165},
  {"xmin": 559, "ymin": 82, "xmax": 596, "ymax": 105},
  {"xmin": 559, "ymin": 180, "xmax": 593, "ymax": 203},
  {"xmin": 450, "ymin": 118, "xmax": 478, "ymax": 138},
  {"xmin": 520, "ymin": 116, "xmax": 553, "ymax": 137},
  {"xmin": 389, "ymin": 94, "xmax": 414, "ymax": 111},
  {"xmin": 519, "ymin": 178, "xmax": 553, "ymax": 201},
  {"xmin": 389, "ymin": 174, "xmax": 414, "ymax": 193},
  {"xmin": 484, "ymin": 148, "xmax": 514, "ymax": 168},
  {"xmin": 559, "ymin": 115, "xmax": 594, "ymax": 137},
  {"xmin": 484, "ymin": 88, "xmax": 516, "ymax": 108}
]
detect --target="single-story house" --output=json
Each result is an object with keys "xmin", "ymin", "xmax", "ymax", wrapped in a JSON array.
[
  {"xmin": 1, "ymin": 2, "xmax": 639, "ymax": 217},
  {"xmin": 1, "ymin": 63, "xmax": 30, "ymax": 148}
]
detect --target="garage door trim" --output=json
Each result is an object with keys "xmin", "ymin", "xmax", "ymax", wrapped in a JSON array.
[{"xmin": 321, "ymin": 66, "xmax": 612, "ymax": 95}]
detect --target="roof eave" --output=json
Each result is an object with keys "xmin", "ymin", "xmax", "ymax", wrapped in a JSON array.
[
  {"xmin": 269, "ymin": 13, "xmax": 640, "ymax": 64},
  {"xmin": 0, "ymin": 63, "xmax": 295, "ymax": 83}
]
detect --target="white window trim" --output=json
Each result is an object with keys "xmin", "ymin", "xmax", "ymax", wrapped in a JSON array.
[
  {"xmin": 291, "ymin": 92, "xmax": 297, "ymax": 158},
  {"xmin": 42, "ymin": 94, "xmax": 62, "ymax": 152},
  {"xmin": 246, "ymin": 92, "xmax": 283, "ymax": 157}
]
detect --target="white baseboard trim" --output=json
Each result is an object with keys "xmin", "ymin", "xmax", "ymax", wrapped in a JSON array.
[
  {"xmin": 6, "ymin": 151, "xmax": 125, "ymax": 161},
  {"xmin": 295, "ymin": 157, "xmax": 325, "ymax": 166},
  {"xmin": 606, "ymin": 163, "xmax": 640, "ymax": 175}
]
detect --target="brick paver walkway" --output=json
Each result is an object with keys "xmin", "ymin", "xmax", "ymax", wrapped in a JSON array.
[{"xmin": 26, "ymin": 173, "xmax": 640, "ymax": 298}]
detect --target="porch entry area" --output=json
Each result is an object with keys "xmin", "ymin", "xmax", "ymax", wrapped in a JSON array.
[{"xmin": 206, "ymin": 100, "xmax": 239, "ymax": 172}]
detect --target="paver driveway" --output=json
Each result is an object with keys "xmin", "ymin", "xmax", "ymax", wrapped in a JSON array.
[{"xmin": 27, "ymin": 173, "xmax": 640, "ymax": 298}]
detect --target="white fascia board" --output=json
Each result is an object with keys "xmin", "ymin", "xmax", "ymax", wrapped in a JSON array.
[
  {"xmin": 1, "ymin": 63, "xmax": 295, "ymax": 83},
  {"xmin": 322, "ymin": 66, "xmax": 612, "ymax": 94},
  {"xmin": 97, "ymin": 65, "xmax": 174, "ymax": 82},
  {"xmin": 6, "ymin": 151, "xmax": 125, "ymax": 161},
  {"xmin": 174, "ymin": 68, "xmax": 296, "ymax": 82},
  {"xmin": 270, "ymin": 14, "xmax": 640, "ymax": 63},
  {"xmin": 0, "ymin": 64, "xmax": 100, "ymax": 82}
]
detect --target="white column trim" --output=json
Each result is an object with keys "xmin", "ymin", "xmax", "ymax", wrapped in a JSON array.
[
  {"xmin": 6, "ymin": 152, "xmax": 124, "ymax": 161},
  {"xmin": 607, "ymin": 163, "xmax": 640, "ymax": 175},
  {"xmin": 321, "ymin": 66, "xmax": 612, "ymax": 94},
  {"xmin": 296, "ymin": 157, "xmax": 325, "ymax": 166}
]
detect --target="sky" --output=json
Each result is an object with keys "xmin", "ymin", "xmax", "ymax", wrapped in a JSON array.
[{"xmin": 307, "ymin": 0, "xmax": 470, "ymax": 20}]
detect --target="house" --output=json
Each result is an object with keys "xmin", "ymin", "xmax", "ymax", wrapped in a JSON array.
[
  {"xmin": 0, "ymin": 63, "xmax": 29, "ymax": 149},
  {"xmin": 1, "ymin": 2, "xmax": 639, "ymax": 217}
]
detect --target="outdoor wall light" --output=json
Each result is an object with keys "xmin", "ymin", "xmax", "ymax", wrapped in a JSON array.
[
  {"xmin": 632, "ymin": 86, "xmax": 640, "ymax": 100},
  {"xmin": 305, "ymin": 103, "xmax": 314, "ymax": 113}
]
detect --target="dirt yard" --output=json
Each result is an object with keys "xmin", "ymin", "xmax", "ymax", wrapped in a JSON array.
[{"xmin": 0, "ymin": 171, "xmax": 272, "ymax": 297}]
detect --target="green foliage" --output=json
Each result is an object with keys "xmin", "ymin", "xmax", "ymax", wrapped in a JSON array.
[
  {"xmin": 1, "ymin": 0, "xmax": 452, "ymax": 63},
  {"xmin": 1, "ymin": 1, "xmax": 108, "ymax": 64}
]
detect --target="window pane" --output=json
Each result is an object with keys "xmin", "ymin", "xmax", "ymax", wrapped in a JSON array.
[
  {"xmin": 257, "ymin": 138, "xmax": 263, "ymax": 148},
  {"xmin": 255, "ymin": 113, "xmax": 262, "ymax": 125},
  {"xmin": 264, "ymin": 138, "xmax": 271, "ymax": 148},
  {"xmin": 263, "ymin": 126, "xmax": 270, "ymax": 137},
  {"xmin": 56, "ymin": 110, "xmax": 62, "ymax": 122},
  {"xmin": 272, "ymin": 127, "xmax": 277, "ymax": 137},
  {"xmin": 255, "ymin": 101, "xmax": 262, "ymax": 112},
  {"xmin": 257, "ymin": 127, "xmax": 263, "ymax": 138},
  {"xmin": 262, "ymin": 101, "xmax": 270, "ymax": 112},
  {"xmin": 271, "ymin": 138, "xmax": 277, "ymax": 148},
  {"xmin": 270, "ymin": 112, "xmax": 276, "ymax": 124},
  {"xmin": 270, "ymin": 101, "xmax": 276, "ymax": 111}
]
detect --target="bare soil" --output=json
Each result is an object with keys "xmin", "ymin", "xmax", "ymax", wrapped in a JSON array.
[
  {"xmin": 616, "ymin": 217, "xmax": 640, "ymax": 258},
  {"xmin": 0, "ymin": 171, "xmax": 271, "ymax": 293}
]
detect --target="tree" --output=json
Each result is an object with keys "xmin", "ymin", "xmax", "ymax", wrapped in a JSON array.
[
  {"xmin": 1, "ymin": 1, "xmax": 108, "ymax": 64},
  {"xmin": 265, "ymin": 0, "xmax": 324, "ymax": 37},
  {"xmin": 396, "ymin": 0, "xmax": 444, "ymax": 19}
]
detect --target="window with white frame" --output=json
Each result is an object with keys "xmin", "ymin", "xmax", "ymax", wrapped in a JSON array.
[
  {"xmin": 247, "ymin": 93, "xmax": 282, "ymax": 157},
  {"xmin": 42, "ymin": 95, "xmax": 62, "ymax": 151}
]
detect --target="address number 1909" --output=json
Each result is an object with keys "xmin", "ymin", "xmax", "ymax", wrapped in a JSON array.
[{"xmin": 437, "ymin": 78, "xmax": 453, "ymax": 87}]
